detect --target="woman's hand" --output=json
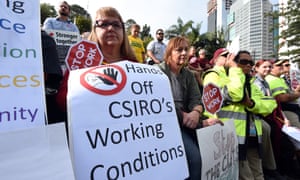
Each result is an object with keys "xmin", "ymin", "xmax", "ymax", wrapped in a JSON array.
[
  {"xmin": 202, "ymin": 118, "xmax": 224, "ymax": 127},
  {"xmin": 182, "ymin": 111, "xmax": 200, "ymax": 129},
  {"xmin": 284, "ymin": 119, "xmax": 291, "ymax": 127}
]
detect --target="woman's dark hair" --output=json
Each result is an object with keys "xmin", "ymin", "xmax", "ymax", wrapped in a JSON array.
[{"xmin": 233, "ymin": 50, "xmax": 251, "ymax": 63}]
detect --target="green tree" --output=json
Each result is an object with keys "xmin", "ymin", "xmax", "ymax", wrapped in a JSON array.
[
  {"xmin": 186, "ymin": 22, "xmax": 202, "ymax": 46},
  {"xmin": 193, "ymin": 31, "xmax": 227, "ymax": 60},
  {"xmin": 140, "ymin": 24, "xmax": 152, "ymax": 50},
  {"xmin": 165, "ymin": 17, "xmax": 227, "ymax": 59},
  {"xmin": 75, "ymin": 16, "xmax": 92, "ymax": 34},
  {"xmin": 40, "ymin": 3, "xmax": 56, "ymax": 25},
  {"xmin": 70, "ymin": 4, "xmax": 91, "ymax": 34},
  {"xmin": 165, "ymin": 17, "xmax": 194, "ymax": 39},
  {"xmin": 278, "ymin": 0, "xmax": 300, "ymax": 61},
  {"xmin": 70, "ymin": 4, "xmax": 91, "ymax": 20}
]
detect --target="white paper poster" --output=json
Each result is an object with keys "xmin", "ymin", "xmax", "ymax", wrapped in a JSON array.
[
  {"xmin": 0, "ymin": 0, "xmax": 46, "ymax": 132},
  {"xmin": 197, "ymin": 120, "xmax": 239, "ymax": 180},
  {"xmin": 68, "ymin": 61, "xmax": 189, "ymax": 180},
  {"xmin": 0, "ymin": 123, "xmax": 74, "ymax": 180}
]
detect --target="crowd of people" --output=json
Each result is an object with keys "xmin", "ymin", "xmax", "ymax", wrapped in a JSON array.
[{"xmin": 41, "ymin": 1, "xmax": 300, "ymax": 180}]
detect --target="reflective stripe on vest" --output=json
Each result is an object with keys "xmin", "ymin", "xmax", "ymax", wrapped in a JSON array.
[
  {"xmin": 217, "ymin": 110, "xmax": 263, "ymax": 144},
  {"xmin": 271, "ymin": 86, "xmax": 285, "ymax": 94}
]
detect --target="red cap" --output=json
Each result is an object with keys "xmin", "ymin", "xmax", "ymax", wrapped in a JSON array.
[{"xmin": 210, "ymin": 48, "xmax": 229, "ymax": 64}]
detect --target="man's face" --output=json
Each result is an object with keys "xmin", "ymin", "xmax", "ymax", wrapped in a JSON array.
[
  {"xmin": 59, "ymin": 2, "xmax": 70, "ymax": 17},
  {"xmin": 282, "ymin": 60, "xmax": 290, "ymax": 74},
  {"xmin": 156, "ymin": 31, "xmax": 164, "ymax": 41}
]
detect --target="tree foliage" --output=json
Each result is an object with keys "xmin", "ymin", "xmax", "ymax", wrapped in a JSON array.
[
  {"xmin": 40, "ymin": 3, "xmax": 56, "ymax": 25},
  {"xmin": 165, "ymin": 17, "xmax": 194, "ymax": 39},
  {"xmin": 164, "ymin": 17, "xmax": 226, "ymax": 60},
  {"xmin": 279, "ymin": 0, "xmax": 300, "ymax": 61},
  {"xmin": 75, "ymin": 16, "xmax": 92, "ymax": 34},
  {"xmin": 70, "ymin": 4, "xmax": 91, "ymax": 20}
]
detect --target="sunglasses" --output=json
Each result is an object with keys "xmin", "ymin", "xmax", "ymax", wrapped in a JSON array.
[
  {"xmin": 157, "ymin": 32, "xmax": 164, "ymax": 35},
  {"xmin": 95, "ymin": 20, "xmax": 123, "ymax": 29},
  {"xmin": 238, "ymin": 59, "xmax": 254, "ymax": 66},
  {"xmin": 221, "ymin": 53, "xmax": 228, "ymax": 58},
  {"xmin": 283, "ymin": 64, "xmax": 290, "ymax": 67}
]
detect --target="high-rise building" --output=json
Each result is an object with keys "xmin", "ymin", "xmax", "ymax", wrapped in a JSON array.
[
  {"xmin": 228, "ymin": 0, "xmax": 274, "ymax": 60},
  {"xmin": 207, "ymin": 0, "xmax": 232, "ymax": 35}
]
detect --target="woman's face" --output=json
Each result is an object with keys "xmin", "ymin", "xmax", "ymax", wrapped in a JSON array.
[
  {"xmin": 94, "ymin": 16, "xmax": 124, "ymax": 48},
  {"xmin": 169, "ymin": 41, "xmax": 189, "ymax": 70},
  {"xmin": 237, "ymin": 53, "xmax": 254, "ymax": 75},
  {"xmin": 255, "ymin": 61, "xmax": 272, "ymax": 78}
]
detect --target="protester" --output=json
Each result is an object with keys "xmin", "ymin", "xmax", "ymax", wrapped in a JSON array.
[
  {"xmin": 56, "ymin": 6, "xmax": 137, "ymax": 118},
  {"xmin": 128, "ymin": 24, "xmax": 144, "ymax": 63},
  {"xmin": 146, "ymin": 29, "xmax": 166, "ymax": 64},
  {"xmin": 42, "ymin": 1, "xmax": 79, "ymax": 33},
  {"xmin": 203, "ymin": 49, "xmax": 277, "ymax": 180},
  {"xmin": 197, "ymin": 48, "xmax": 211, "ymax": 71},
  {"xmin": 265, "ymin": 59, "xmax": 300, "ymax": 178},
  {"xmin": 41, "ymin": 30, "xmax": 63, "ymax": 124},
  {"xmin": 156, "ymin": 37, "xmax": 222, "ymax": 180},
  {"xmin": 253, "ymin": 59, "xmax": 289, "ymax": 179},
  {"xmin": 266, "ymin": 59, "xmax": 300, "ymax": 124},
  {"xmin": 187, "ymin": 46, "xmax": 203, "ymax": 91},
  {"xmin": 281, "ymin": 59, "xmax": 292, "ymax": 88},
  {"xmin": 42, "ymin": 1, "xmax": 80, "ymax": 74}
]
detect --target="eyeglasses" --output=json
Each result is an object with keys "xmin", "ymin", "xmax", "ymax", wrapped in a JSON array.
[
  {"xmin": 95, "ymin": 20, "xmax": 123, "ymax": 30},
  {"xmin": 238, "ymin": 59, "xmax": 254, "ymax": 66},
  {"xmin": 157, "ymin": 32, "xmax": 164, "ymax": 35},
  {"xmin": 283, "ymin": 64, "xmax": 290, "ymax": 67}
]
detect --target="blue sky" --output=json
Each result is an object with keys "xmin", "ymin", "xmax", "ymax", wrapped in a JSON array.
[{"xmin": 40, "ymin": 0, "xmax": 278, "ymax": 35}]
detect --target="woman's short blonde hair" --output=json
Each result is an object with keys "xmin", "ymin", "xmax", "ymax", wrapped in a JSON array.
[{"xmin": 88, "ymin": 6, "xmax": 136, "ymax": 60}]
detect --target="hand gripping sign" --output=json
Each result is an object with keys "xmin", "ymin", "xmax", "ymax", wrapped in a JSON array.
[
  {"xmin": 202, "ymin": 83, "xmax": 223, "ymax": 114},
  {"xmin": 66, "ymin": 40, "xmax": 103, "ymax": 70}
]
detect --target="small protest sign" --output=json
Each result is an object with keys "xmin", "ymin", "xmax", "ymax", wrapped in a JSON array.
[
  {"xmin": 202, "ymin": 83, "xmax": 223, "ymax": 114},
  {"xmin": 197, "ymin": 120, "xmax": 239, "ymax": 180},
  {"xmin": 66, "ymin": 40, "xmax": 103, "ymax": 71}
]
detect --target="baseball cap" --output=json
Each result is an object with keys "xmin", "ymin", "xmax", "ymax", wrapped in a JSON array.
[
  {"xmin": 210, "ymin": 48, "xmax": 229, "ymax": 64},
  {"xmin": 273, "ymin": 59, "xmax": 288, "ymax": 66}
]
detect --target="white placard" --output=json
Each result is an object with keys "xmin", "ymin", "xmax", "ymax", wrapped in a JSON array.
[
  {"xmin": 282, "ymin": 125, "xmax": 300, "ymax": 142},
  {"xmin": 227, "ymin": 36, "xmax": 240, "ymax": 55},
  {"xmin": 0, "ymin": 123, "xmax": 74, "ymax": 180},
  {"xmin": 44, "ymin": 29, "xmax": 81, "ymax": 74},
  {"xmin": 68, "ymin": 61, "xmax": 189, "ymax": 179},
  {"xmin": 197, "ymin": 119, "xmax": 239, "ymax": 180},
  {"xmin": 0, "ymin": 0, "xmax": 46, "ymax": 132}
]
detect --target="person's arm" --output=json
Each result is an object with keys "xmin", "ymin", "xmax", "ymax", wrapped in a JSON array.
[
  {"xmin": 42, "ymin": 18, "xmax": 53, "ymax": 30},
  {"xmin": 275, "ymin": 92, "xmax": 300, "ymax": 103},
  {"xmin": 56, "ymin": 71, "xmax": 69, "ymax": 112},
  {"xmin": 147, "ymin": 50, "xmax": 160, "ymax": 64}
]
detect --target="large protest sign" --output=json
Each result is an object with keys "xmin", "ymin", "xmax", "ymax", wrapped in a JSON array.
[
  {"xmin": 0, "ymin": 0, "xmax": 46, "ymax": 131},
  {"xmin": 44, "ymin": 29, "xmax": 80, "ymax": 73},
  {"xmin": 68, "ymin": 61, "xmax": 189, "ymax": 179},
  {"xmin": 197, "ymin": 120, "xmax": 239, "ymax": 180},
  {"xmin": 0, "ymin": 123, "xmax": 75, "ymax": 180}
]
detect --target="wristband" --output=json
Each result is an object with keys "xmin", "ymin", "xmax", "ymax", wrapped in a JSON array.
[{"xmin": 193, "ymin": 107, "xmax": 202, "ymax": 115}]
